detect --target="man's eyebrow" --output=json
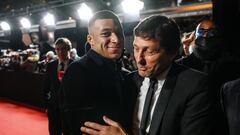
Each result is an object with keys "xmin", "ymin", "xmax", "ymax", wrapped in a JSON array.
[{"xmin": 101, "ymin": 28, "xmax": 112, "ymax": 31}]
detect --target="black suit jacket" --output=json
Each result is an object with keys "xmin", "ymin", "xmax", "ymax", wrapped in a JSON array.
[
  {"xmin": 126, "ymin": 62, "xmax": 215, "ymax": 135},
  {"xmin": 221, "ymin": 78, "xmax": 240, "ymax": 135},
  {"xmin": 176, "ymin": 53, "xmax": 240, "ymax": 135},
  {"xmin": 61, "ymin": 50, "xmax": 130, "ymax": 135},
  {"xmin": 43, "ymin": 59, "xmax": 73, "ymax": 110}
]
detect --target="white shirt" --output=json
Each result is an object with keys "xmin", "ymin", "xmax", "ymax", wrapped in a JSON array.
[{"xmin": 133, "ymin": 66, "xmax": 171, "ymax": 135}]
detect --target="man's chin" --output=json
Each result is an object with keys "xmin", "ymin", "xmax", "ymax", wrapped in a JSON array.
[
  {"xmin": 107, "ymin": 54, "xmax": 121, "ymax": 60},
  {"xmin": 138, "ymin": 71, "xmax": 150, "ymax": 77},
  {"xmin": 106, "ymin": 50, "xmax": 121, "ymax": 58}
]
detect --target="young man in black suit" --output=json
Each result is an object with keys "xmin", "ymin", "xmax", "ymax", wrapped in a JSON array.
[
  {"xmin": 43, "ymin": 37, "xmax": 73, "ymax": 135},
  {"xmin": 80, "ymin": 15, "xmax": 216, "ymax": 135},
  {"xmin": 60, "ymin": 10, "xmax": 131, "ymax": 135}
]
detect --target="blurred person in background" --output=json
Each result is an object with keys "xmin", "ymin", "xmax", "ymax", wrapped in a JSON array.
[
  {"xmin": 20, "ymin": 49, "xmax": 40, "ymax": 72},
  {"xmin": 43, "ymin": 37, "xmax": 73, "ymax": 135},
  {"xmin": 177, "ymin": 18, "xmax": 240, "ymax": 135},
  {"xmin": 69, "ymin": 48, "xmax": 80, "ymax": 61},
  {"xmin": 37, "ymin": 51, "xmax": 56, "ymax": 73}
]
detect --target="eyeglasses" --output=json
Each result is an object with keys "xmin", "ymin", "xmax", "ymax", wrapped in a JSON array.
[{"xmin": 196, "ymin": 28, "xmax": 218, "ymax": 38}]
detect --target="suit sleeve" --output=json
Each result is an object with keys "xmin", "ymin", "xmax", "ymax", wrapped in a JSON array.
[{"xmin": 60, "ymin": 63, "xmax": 91, "ymax": 135}]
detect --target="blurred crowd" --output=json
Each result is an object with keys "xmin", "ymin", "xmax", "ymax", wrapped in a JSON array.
[
  {"xmin": 0, "ymin": 47, "xmax": 40, "ymax": 72},
  {"xmin": 0, "ymin": 47, "xmax": 83, "ymax": 73},
  {"xmin": 0, "ymin": 44, "xmax": 137, "ymax": 74}
]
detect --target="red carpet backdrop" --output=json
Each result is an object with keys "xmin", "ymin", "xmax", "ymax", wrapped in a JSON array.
[{"xmin": 0, "ymin": 99, "xmax": 49, "ymax": 135}]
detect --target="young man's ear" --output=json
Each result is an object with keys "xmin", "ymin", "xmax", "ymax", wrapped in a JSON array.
[{"xmin": 87, "ymin": 35, "xmax": 94, "ymax": 47}]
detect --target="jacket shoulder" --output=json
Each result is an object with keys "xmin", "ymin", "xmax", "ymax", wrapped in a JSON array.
[{"xmin": 222, "ymin": 78, "xmax": 240, "ymax": 93}]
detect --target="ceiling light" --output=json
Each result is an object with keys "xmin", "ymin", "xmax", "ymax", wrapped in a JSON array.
[
  {"xmin": 1, "ymin": 22, "xmax": 11, "ymax": 31},
  {"xmin": 20, "ymin": 18, "xmax": 31, "ymax": 29},
  {"xmin": 77, "ymin": 3, "xmax": 93, "ymax": 21}
]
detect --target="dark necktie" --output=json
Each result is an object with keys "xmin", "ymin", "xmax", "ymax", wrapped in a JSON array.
[
  {"xmin": 140, "ymin": 78, "xmax": 157, "ymax": 134},
  {"xmin": 60, "ymin": 62, "xmax": 65, "ymax": 71}
]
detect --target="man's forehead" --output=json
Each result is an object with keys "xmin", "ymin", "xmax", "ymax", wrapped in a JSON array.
[
  {"xmin": 133, "ymin": 36, "xmax": 160, "ymax": 47},
  {"xmin": 90, "ymin": 19, "xmax": 123, "ymax": 34},
  {"xmin": 134, "ymin": 36, "xmax": 159, "ymax": 42},
  {"xmin": 199, "ymin": 20, "xmax": 215, "ymax": 29},
  {"xmin": 93, "ymin": 19, "xmax": 115, "ymax": 25},
  {"xmin": 90, "ymin": 19, "xmax": 115, "ymax": 30}
]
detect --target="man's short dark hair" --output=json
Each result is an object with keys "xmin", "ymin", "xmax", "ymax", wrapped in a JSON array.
[
  {"xmin": 134, "ymin": 15, "xmax": 181, "ymax": 54},
  {"xmin": 88, "ymin": 10, "xmax": 123, "ymax": 36}
]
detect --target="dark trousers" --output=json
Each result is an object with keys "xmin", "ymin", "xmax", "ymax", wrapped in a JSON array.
[{"xmin": 47, "ymin": 108, "xmax": 63, "ymax": 135}]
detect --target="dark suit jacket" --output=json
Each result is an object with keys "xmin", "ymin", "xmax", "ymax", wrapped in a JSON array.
[
  {"xmin": 221, "ymin": 78, "xmax": 240, "ymax": 135},
  {"xmin": 61, "ymin": 50, "xmax": 130, "ymax": 135},
  {"xmin": 177, "ymin": 52, "xmax": 240, "ymax": 134},
  {"xmin": 125, "ymin": 62, "xmax": 215, "ymax": 135},
  {"xmin": 176, "ymin": 54, "xmax": 205, "ymax": 72},
  {"xmin": 43, "ymin": 59, "xmax": 73, "ymax": 110},
  {"xmin": 176, "ymin": 53, "xmax": 240, "ymax": 88}
]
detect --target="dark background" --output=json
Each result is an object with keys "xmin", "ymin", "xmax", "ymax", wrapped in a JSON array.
[{"xmin": 0, "ymin": 0, "xmax": 239, "ymax": 56}]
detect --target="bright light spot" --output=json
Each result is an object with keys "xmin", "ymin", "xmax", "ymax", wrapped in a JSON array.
[
  {"xmin": 106, "ymin": 2, "xmax": 111, "ymax": 7},
  {"xmin": 121, "ymin": 0, "xmax": 144, "ymax": 14},
  {"xmin": 44, "ymin": 13, "xmax": 55, "ymax": 26},
  {"xmin": 77, "ymin": 3, "xmax": 93, "ymax": 21},
  {"xmin": 20, "ymin": 18, "xmax": 31, "ymax": 29},
  {"xmin": 48, "ymin": 32, "xmax": 54, "ymax": 39},
  {"xmin": 1, "ymin": 22, "xmax": 11, "ymax": 31}
]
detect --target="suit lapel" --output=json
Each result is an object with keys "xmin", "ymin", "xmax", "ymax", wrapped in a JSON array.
[
  {"xmin": 134, "ymin": 73, "xmax": 144, "ymax": 92},
  {"xmin": 149, "ymin": 63, "xmax": 178, "ymax": 135}
]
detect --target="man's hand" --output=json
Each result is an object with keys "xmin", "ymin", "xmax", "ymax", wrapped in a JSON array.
[
  {"xmin": 80, "ymin": 116, "xmax": 128, "ymax": 135},
  {"xmin": 182, "ymin": 31, "xmax": 195, "ymax": 56},
  {"xmin": 182, "ymin": 31, "xmax": 195, "ymax": 45}
]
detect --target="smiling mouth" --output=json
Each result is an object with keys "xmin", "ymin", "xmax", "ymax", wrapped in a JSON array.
[
  {"xmin": 107, "ymin": 46, "xmax": 120, "ymax": 48},
  {"xmin": 107, "ymin": 46, "xmax": 121, "ymax": 52}
]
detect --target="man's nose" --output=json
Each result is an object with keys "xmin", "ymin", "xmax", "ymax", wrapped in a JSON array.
[
  {"xmin": 110, "ymin": 33, "xmax": 119, "ymax": 43},
  {"xmin": 203, "ymin": 31, "xmax": 208, "ymax": 37},
  {"xmin": 136, "ymin": 52, "xmax": 145, "ymax": 65}
]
